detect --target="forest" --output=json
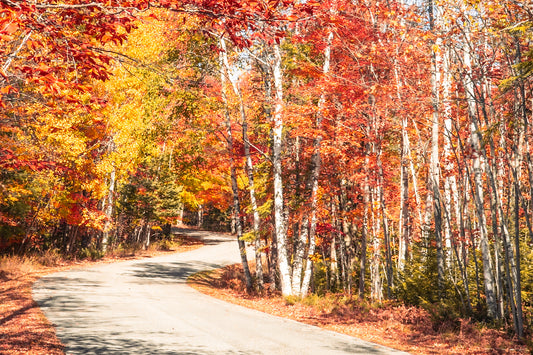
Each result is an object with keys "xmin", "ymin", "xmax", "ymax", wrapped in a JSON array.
[{"xmin": 1, "ymin": 0, "xmax": 532, "ymax": 341}]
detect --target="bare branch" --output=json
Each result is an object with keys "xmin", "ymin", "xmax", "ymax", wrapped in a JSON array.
[{"xmin": 243, "ymin": 136, "xmax": 272, "ymax": 163}]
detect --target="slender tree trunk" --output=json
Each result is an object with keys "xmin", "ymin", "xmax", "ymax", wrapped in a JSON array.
[
  {"xmin": 377, "ymin": 153, "xmax": 393, "ymax": 297},
  {"xmin": 360, "ymin": 158, "xmax": 369, "ymax": 299},
  {"xmin": 292, "ymin": 216, "xmax": 308, "ymax": 295},
  {"xmin": 258, "ymin": 48, "xmax": 278, "ymax": 291},
  {"xmin": 300, "ymin": 134, "xmax": 323, "ymax": 297},
  {"xmin": 220, "ymin": 38, "xmax": 264, "ymax": 290},
  {"xmin": 66, "ymin": 225, "xmax": 79, "ymax": 255},
  {"xmin": 271, "ymin": 43, "xmax": 292, "ymax": 297},
  {"xmin": 513, "ymin": 173, "xmax": 524, "ymax": 338},
  {"xmin": 144, "ymin": 221, "xmax": 152, "ymax": 250},
  {"xmin": 394, "ymin": 58, "xmax": 410, "ymax": 272},
  {"xmin": 428, "ymin": 0, "xmax": 444, "ymax": 295},
  {"xmin": 510, "ymin": 33, "xmax": 527, "ymax": 338},
  {"xmin": 219, "ymin": 39, "xmax": 253, "ymax": 292},
  {"xmin": 462, "ymin": 28, "xmax": 498, "ymax": 319},
  {"xmin": 101, "ymin": 166, "xmax": 116, "ymax": 253},
  {"xmin": 442, "ymin": 46, "xmax": 455, "ymax": 266},
  {"xmin": 197, "ymin": 205, "xmax": 203, "ymax": 228},
  {"xmin": 370, "ymin": 184, "xmax": 383, "ymax": 302},
  {"xmin": 299, "ymin": 30, "xmax": 333, "ymax": 297}
]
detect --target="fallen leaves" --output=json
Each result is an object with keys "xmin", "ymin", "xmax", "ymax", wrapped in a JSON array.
[{"xmin": 0, "ymin": 271, "xmax": 63, "ymax": 354}]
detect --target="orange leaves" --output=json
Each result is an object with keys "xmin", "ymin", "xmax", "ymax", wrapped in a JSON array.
[
  {"xmin": 0, "ymin": 22, "xmax": 19, "ymax": 41},
  {"xmin": 0, "ymin": 84, "xmax": 17, "ymax": 98}
]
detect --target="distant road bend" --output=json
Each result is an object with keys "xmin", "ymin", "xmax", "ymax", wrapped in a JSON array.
[{"xmin": 33, "ymin": 228, "xmax": 409, "ymax": 354}]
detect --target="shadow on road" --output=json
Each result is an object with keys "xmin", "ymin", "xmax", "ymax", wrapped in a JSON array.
[
  {"xmin": 172, "ymin": 227, "xmax": 236, "ymax": 246},
  {"xmin": 131, "ymin": 261, "xmax": 221, "ymax": 284},
  {"xmin": 55, "ymin": 333, "xmax": 249, "ymax": 355},
  {"xmin": 326, "ymin": 340, "xmax": 397, "ymax": 354},
  {"xmin": 32, "ymin": 228, "xmax": 407, "ymax": 354}
]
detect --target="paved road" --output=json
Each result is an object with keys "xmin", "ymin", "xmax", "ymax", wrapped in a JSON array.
[{"xmin": 33, "ymin": 229, "xmax": 409, "ymax": 355}]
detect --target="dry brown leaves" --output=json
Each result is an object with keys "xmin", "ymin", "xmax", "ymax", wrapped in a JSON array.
[
  {"xmin": 188, "ymin": 264, "xmax": 529, "ymax": 355},
  {"xmin": 0, "ymin": 270, "xmax": 63, "ymax": 355},
  {"xmin": 0, "ymin": 235, "xmax": 203, "ymax": 354}
]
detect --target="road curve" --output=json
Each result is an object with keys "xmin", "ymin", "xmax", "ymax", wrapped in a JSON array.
[{"xmin": 33, "ymin": 228, "xmax": 409, "ymax": 355}]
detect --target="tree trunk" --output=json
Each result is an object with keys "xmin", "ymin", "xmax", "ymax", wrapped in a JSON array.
[
  {"xmin": 377, "ymin": 153, "xmax": 393, "ymax": 297},
  {"xmin": 101, "ymin": 166, "xmax": 116, "ymax": 253},
  {"xmin": 299, "ymin": 30, "xmax": 332, "ymax": 298},
  {"xmin": 197, "ymin": 205, "xmax": 203, "ymax": 228},
  {"xmin": 144, "ymin": 221, "xmax": 151, "ymax": 250},
  {"xmin": 370, "ymin": 184, "xmax": 383, "ymax": 302},
  {"xmin": 394, "ymin": 57, "xmax": 410, "ymax": 272},
  {"xmin": 272, "ymin": 42, "xmax": 292, "ymax": 297},
  {"xmin": 462, "ymin": 29, "xmax": 498, "ymax": 319},
  {"xmin": 428, "ymin": 0, "xmax": 444, "ymax": 294},
  {"xmin": 359, "ymin": 159, "xmax": 369, "ymax": 299},
  {"xmin": 220, "ymin": 38, "xmax": 264, "ymax": 290},
  {"xmin": 219, "ymin": 38, "xmax": 253, "ymax": 292}
]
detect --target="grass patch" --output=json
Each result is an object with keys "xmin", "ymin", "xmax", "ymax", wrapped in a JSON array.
[{"xmin": 0, "ymin": 255, "xmax": 39, "ymax": 279}]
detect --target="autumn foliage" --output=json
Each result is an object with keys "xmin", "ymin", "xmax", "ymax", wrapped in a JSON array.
[{"xmin": 1, "ymin": 0, "xmax": 533, "ymax": 347}]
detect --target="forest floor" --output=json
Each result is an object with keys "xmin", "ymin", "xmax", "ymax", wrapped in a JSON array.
[
  {"xmin": 0, "ymin": 234, "xmax": 203, "ymax": 354},
  {"xmin": 188, "ymin": 264, "xmax": 530, "ymax": 355}
]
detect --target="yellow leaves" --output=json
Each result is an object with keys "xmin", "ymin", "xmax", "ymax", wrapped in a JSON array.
[
  {"xmin": 180, "ymin": 189, "xmax": 200, "ymax": 208},
  {"xmin": 1, "ymin": 184, "xmax": 32, "ymax": 205},
  {"xmin": 201, "ymin": 180, "xmax": 216, "ymax": 191},
  {"xmin": 81, "ymin": 208, "xmax": 105, "ymax": 230},
  {"xmin": 107, "ymin": 10, "xmax": 177, "ymax": 63}
]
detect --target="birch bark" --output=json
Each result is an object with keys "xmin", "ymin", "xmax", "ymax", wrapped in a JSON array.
[
  {"xmin": 219, "ymin": 38, "xmax": 253, "ymax": 291},
  {"xmin": 299, "ymin": 30, "xmax": 333, "ymax": 297},
  {"xmin": 272, "ymin": 43, "xmax": 293, "ymax": 296},
  {"xmin": 462, "ymin": 29, "xmax": 498, "ymax": 319},
  {"xmin": 220, "ymin": 38, "xmax": 264, "ymax": 289}
]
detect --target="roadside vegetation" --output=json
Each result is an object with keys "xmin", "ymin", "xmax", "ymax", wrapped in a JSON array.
[{"xmin": 189, "ymin": 264, "xmax": 530, "ymax": 355}]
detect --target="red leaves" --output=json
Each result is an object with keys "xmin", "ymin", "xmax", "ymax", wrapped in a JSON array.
[{"xmin": 0, "ymin": 147, "xmax": 60, "ymax": 172}]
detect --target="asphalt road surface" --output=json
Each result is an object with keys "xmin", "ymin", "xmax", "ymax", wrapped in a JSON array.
[{"xmin": 33, "ymin": 228, "xmax": 409, "ymax": 355}]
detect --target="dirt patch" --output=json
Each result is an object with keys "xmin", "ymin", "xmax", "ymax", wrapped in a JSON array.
[
  {"xmin": 0, "ymin": 234, "xmax": 203, "ymax": 354},
  {"xmin": 188, "ymin": 264, "xmax": 529, "ymax": 355}
]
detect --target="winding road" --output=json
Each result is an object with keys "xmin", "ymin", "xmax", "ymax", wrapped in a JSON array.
[{"xmin": 33, "ymin": 229, "xmax": 409, "ymax": 354}]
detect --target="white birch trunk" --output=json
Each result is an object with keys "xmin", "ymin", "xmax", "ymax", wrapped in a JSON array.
[
  {"xmin": 272, "ymin": 43, "xmax": 293, "ymax": 296},
  {"xmin": 370, "ymin": 184, "xmax": 383, "ymax": 302},
  {"xmin": 462, "ymin": 29, "xmax": 498, "ymax": 319},
  {"xmin": 442, "ymin": 46, "xmax": 455, "ymax": 265},
  {"xmin": 428, "ymin": 0, "xmax": 444, "ymax": 290},
  {"xmin": 299, "ymin": 30, "xmax": 333, "ymax": 297},
  {"xmin": 393, "ymin": 58, "xmax": 409, "ymax": 272},
  {"xmin": 359, "ymin": 154, "xmax": 370, "ymax": 298},
  {"xmin": 220, "ymin": 38, "xmax": 264, "ymax": 289},
  {"xmin": 101, "ymin": 167, "xmax": 116, "ymax": 252},
  {"xmin": 219, "ymin": 39, "xmax": 253, "ymax": 291}
]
